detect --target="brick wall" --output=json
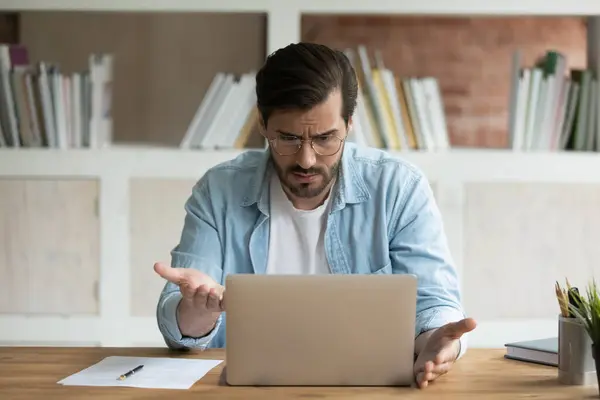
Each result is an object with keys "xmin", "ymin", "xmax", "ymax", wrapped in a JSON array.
[{"xmin": 301, "ymin": 16, "xmax": 587, "ymax": 148}]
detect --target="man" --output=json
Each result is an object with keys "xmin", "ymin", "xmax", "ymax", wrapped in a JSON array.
[{"xmin": 154, "ymin": 42, "xmax": 476, "ymax": 389}]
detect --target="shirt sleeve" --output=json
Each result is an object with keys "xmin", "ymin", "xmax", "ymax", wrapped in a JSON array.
[
  {"xmin": 156, "ymin": 291, "xmax": 223, "ymax": 350},
  {"xmin": 155, "ymin": 177, "xmax": 225, "ymax": 350},
  {"xmin": 388, "ymin": 169, "xmax": 469, "ymax": 357}
]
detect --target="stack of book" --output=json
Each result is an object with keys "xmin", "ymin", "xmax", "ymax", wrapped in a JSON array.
[
  {"xmin": 180, "ymin": 45, "xmax": 451, "ymax": 152},
  {"xmin": 508, "ymin": 49, "xmax": 598, "ymax": 152},
  {"xmin": 344, "ymin": 46, "xmax": 449, "ymax": 152},
  {"xmin": 180, "ymin": 71, "xmax": 258, "ymax": 150},
  {"xmin": 0, "ymin": 43, "xmax": 113, "ymax": 149}
]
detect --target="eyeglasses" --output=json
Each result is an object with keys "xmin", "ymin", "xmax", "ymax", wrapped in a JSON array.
[{"xmin": 269, "ymin": 133, "xmax": 345, "ymax": 156}]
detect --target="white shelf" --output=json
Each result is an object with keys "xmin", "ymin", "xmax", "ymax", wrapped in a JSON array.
[
  {"xmin": 0, "ymin": 147, "xmax": 246, "ymax": 179},
  {"xmin": 299, "ymin": 0, "xmax": 600, "ymax": 15},
  {"xmin": 0, "ymin": 0, "xmax": 272, "ymax": 12},
  {"xmin": 3, "ymin": 146, "xmax": 600, "ymax": 182},
  {"xmin": 5, "ymin": 0, "xmax": 600, "ymax": 15},
  {"xmin": 7, "ymin": 1, "xmax": 600, "ymax": 59}
]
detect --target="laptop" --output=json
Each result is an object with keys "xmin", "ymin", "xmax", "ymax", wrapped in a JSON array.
[{"xmin": 224, "ymin": 273, "xmax": 417, "ymax": 386}]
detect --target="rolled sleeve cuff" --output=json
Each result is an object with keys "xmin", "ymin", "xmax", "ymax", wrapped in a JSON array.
[
  {"xmin": 157, "ymin": 291, "xmax": 221, "ymax": 350},
  {"xmin": 416, "ymin": 306, "xmax": 469, "ymax": 360}
]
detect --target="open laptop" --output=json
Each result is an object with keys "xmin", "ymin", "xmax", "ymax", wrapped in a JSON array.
[{"xmin": 224, "ymin": 273, "xmax": 417, "ymax": 386}]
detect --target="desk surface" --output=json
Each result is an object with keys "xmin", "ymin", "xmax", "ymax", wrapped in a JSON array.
[{"xmin": 0, "ymin": 347, "xmax": 598, "ymax": 399}]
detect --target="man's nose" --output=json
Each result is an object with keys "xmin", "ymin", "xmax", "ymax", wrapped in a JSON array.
[{"xmin": 296, "ymin": 141, "xmax": 316, "ymax": 170}]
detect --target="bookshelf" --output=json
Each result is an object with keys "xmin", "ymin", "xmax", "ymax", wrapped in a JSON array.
[
  {"xmin": 7, "ymin": 0, "xmax": 600, "ymax": 14},
  {"xmin": 2, "ymin": 1, "xmax": 600, "ymax": 349},
  {"xmin": 0, "ymin": 3, "xmax": 598, "ymax": 150},
  {"xmin": 7, "ymin": 11, "xmax": 268, "ymax": 148}
]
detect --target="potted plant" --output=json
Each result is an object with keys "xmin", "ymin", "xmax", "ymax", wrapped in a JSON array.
[{"xmin": 567, "ymin": 279, "xmax": 600, "ymax": 394}]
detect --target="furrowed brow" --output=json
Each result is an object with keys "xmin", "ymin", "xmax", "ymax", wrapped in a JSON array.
[{"xmin": 275, "ymin": 129, "xmax": 338, "ymax": 137}]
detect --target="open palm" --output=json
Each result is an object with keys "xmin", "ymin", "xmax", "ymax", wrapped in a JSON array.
[
  {"xmin": 154, "ymin": 262, "xmax": 225, "ymax": 312},
  {"xmin": 414, "ymin": 318, "xmax": 477, "ymax": 388}
]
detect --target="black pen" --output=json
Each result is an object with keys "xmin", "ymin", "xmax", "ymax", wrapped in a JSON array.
[{"xmin": 117, "ymin": 364, "xmax": 144, "ymax": 380}]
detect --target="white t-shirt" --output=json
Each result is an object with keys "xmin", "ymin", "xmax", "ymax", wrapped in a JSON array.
[{"xmin": 265, "ymin": 173, "xmax": 332, "ymax": 275}]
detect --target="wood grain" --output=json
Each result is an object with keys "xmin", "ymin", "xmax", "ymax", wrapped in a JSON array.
[{"xmin": 0, "ymin": 347, "xmax": 597, "ymax": 399}]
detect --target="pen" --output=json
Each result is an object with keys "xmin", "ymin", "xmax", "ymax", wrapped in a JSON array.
[{"xmin": 117, "ymin": 365, "xmax": 144, "ymax": 381}]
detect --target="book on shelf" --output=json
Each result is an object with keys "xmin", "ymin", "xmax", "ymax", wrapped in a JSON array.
[
  {"xmin": 180, "ymin": 71, "xmax": 258, "ymax": 150},
  {"xmin": 180, "ymin": 45, "xmax": 450, "ymax": 152},
  {"xmin": 508, "ymin": 49, "xmax": 600, "ymax": 152},
  {"xmin": 0, "ymin": 43, "xmax": 113, "ymax": 149},
  {"xmin": 345, "ymin": 46, "xmax": 449, "ymax": 152}
]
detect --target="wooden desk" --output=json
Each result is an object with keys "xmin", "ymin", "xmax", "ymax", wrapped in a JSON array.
[{"xmin": 0, "ymin": 347, "xmax": 598, "ymax": 399}]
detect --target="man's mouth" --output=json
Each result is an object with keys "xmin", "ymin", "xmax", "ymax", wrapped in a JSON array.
[{"xmin": 292, "ymin": 172, "xmax": 318, "ymax": 182}]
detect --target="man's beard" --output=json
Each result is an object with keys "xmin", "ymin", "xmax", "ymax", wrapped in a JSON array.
[{"xmin": 271, "ymin": 155, "xmax": 341, "ymax": 199}]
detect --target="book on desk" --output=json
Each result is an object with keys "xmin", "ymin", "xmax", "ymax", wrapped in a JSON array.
[{"xmin": 504, "ymin": 337, "xmax": 558, "ymax": 367}]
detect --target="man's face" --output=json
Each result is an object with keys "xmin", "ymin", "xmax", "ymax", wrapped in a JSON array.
[{"xmin": 262, "ymin": 90, "xmax": 349, "ymax": 200}]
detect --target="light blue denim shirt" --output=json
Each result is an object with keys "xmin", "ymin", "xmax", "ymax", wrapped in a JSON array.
[{"xmin": 156, "ymin": 143, "xmax": 468, "ymax": 356}]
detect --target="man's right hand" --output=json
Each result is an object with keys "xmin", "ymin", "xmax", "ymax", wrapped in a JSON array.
[{"xmin": 154, "ymin": 262, "xmax": 225, "ymax": 338}]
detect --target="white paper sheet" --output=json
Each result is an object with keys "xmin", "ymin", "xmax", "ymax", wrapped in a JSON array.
[{"xmin": 57, "ymin": 356, "xmax": 223, "ymax": 390}]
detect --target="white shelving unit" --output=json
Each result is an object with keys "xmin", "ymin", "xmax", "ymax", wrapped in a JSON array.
[
  {"xmin": 4, "ymin": 0, "xmax": 600, "ymax": 53},
  {"xmin": 2, "ymin": 1, "xmax": 600, "ymax": 349},
  {"xmin": 2, "ymin": 146, "xmax": 600, "ymax": 182}
]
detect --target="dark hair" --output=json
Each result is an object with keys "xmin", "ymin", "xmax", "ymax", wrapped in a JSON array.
[{"xmin": 255, "ymin": 42, "xmax": 358, "ymax": 128}]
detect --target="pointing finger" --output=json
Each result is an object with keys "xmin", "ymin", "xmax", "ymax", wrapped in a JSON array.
[
  {"xmin": 444, "ymin": 318, "xmax": 477, "ymax": 339},
  {"xmin": 154, "ymin": 262, "xmax": 185, "ymax": 284}
]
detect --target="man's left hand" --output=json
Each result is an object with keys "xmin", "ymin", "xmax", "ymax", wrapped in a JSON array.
[{"xmin": 413, "ymin": 318, "xmax": 477, "ymax": 389}]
